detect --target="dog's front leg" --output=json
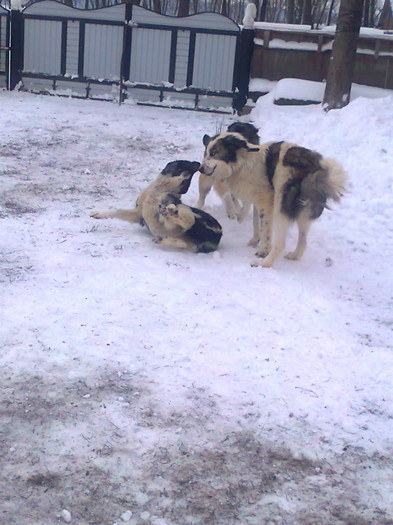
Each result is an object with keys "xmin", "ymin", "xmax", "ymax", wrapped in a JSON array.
[
  {"xmin": 254, "ymin": 207, "xmax": 272, "ymax": 258},
  {"xmin": 247, "ymin": 207, "xmax": 259, "ymax": 246},
  {"xmin": 196, "ymin": 174, "xmax": 214, "ymax": 209},
  {"xmin": 223, "ymin": 192, "xmax": 240, "ymax": 220},
  {"xmin": 253, "ymin": 213, "xmax": 291, "ymax": 268}
]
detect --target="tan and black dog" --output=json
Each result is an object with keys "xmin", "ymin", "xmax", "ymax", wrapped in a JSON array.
[
  {"xmin": 200, "ymin": 133, "xmax": 346, "ymax": 267},
  {"xmin": 91, "ymin": 160, "xmax": 222, "ymax": 253}
]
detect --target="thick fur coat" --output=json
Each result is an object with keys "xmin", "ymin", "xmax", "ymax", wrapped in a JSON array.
[{"xmin": 200, "ymin": 133, "xmax": 346, "ymax": 267}]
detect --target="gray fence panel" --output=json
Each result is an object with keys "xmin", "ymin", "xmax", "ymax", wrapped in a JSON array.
[
  {"xmin": 174, "ymin": 30, "xmax": 190, "ymax": 87},
  {"xmin": 130, "ymin": 28, "xmax": 171, "ymax": 84},
  {"xmin": 24, "ymin": 19, "xmax": 61, "ymax": 75},
  {"xmin": 84, "ymin": 23, "xmax": 123, "ymax": 80},
  {"xmin": 192, "ymin": 33, "xmax": 237, "ymax": 91},
  {"xmin": 66, "ymin": 21, "xmax": 79, "ymax": 78},
  {"xmin": 0, "ymin": 11, "xmax": 7, "ymax": 74}
]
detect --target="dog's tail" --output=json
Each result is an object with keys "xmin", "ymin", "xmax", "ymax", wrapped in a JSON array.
[{"xmin": 282, "ymin": 159, "xmax": 347, "ymax": 220}]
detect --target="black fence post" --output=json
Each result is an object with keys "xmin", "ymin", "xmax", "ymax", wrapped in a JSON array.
[
  {"xmin": 9, "ymin": 9, "xmax": 23, "ymax": 90},
  {"xmin": 233, "ymin": 28, "xmax": 255, "ymax": 115}
]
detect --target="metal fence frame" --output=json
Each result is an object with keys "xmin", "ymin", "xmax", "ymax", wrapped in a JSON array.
[{"xmin": 2, "ymin": 2, "xmax": 254, "ymax": 113}]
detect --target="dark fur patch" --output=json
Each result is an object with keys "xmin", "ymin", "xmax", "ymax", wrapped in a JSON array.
[
  {"xmin": 283, "ymin": 147, "xmax": 322, "ymax": 179},
  {"xmin": 280, "ymin": 180, "xmax": 302, "ymax": 219},
  {"xmin": 280, "ymin": 147, "xmax": 326, "ymax": 220},
  {"xmin": 161, "ymin": 160, "xmax": 200, "ymax": 177},
  {"xmin": 209, "ymin": 135, "xmax": 258, "ymax": 163},
  {"xmin": 227, "ymin": 122, "xmax": 260, "ymax": 145},
  {"xmin": 186, "ymin": 207, "xmax": 222, "ymax": 253},
  {"xmin": 281, "ymin": 170, "xmax": 328, "ymax": 220},
  {"xmin": 265, "ymin": 142, "xmax": 283, "ymax": 188}
]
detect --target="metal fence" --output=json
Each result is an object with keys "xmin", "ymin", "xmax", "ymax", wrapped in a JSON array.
[{"xmin": 0, "ymin": 1, "xmax": 255, "ymax": 113}]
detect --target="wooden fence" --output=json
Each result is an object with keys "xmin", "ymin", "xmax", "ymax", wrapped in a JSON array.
[{"xmin": 252, "ymin": 23, "xmax": 393, "ymax": 93}]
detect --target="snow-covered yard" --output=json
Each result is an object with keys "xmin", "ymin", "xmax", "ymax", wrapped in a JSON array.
[{"xmin": 1, "ymin": 90, "xmax": 393, "ymax": 525}]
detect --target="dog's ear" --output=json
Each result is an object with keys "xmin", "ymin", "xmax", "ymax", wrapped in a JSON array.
[
  {"xmin": 190, "ymin": 161, "xmax": 201, "ymax": 173},
  {"xmin": 203, "ymin": 135, "xmax": 212, "ymax": 147}
]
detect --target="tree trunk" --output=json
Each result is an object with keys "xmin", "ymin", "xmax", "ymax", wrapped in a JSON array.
[
  {"xmin": 302, "ymin": 0, "xmax": 313, "ymax": 25},
  {"xmin": 221, "ymin": 0, "xmax": 228, "ymax": 16},
  {"xmin": 378, "ymin": 0, "xmax": 393, "ymax": 29},
  {"xmin": 259, "ymin": 0, "xmax": 269, "ymax": 20},
  {"xmin": 323, "ymin": 0, "xmax": 363, "ymax": 111},
  {"xmin": 153, "ymin": 0, "xmax": 161, "ymax": 13},
  {"xmin": 287, "ymin": 0, "xmax": 295, "ymax": 23},
  {"xmin": 363, "ymin": 0, "xmax": 370, "ymax": 26},
  {"xmin": 327, "ymin": 0, "xmax": 336, "ymax": 25},
  {"xmin": 178, "ymin": 0, "xmax": 190, "ymax": 16}
]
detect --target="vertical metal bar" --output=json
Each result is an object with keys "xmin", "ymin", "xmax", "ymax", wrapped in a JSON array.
[
  {"xmin": 61, "ymin": 20, "xmax": 67, "ymax": 76},
  {"xmin": 78, "ymin": 20, "xmax": 85, "ymax": 78},
  {"xmin": 186, "ymin": 29, "xmax": 196, "ymax": 87},
  {"xmin": 9, "ymin": 10, "xmax": 23, "ymax": 90},
  {"xmin": 168, "ymin": 29, "xmax": 177, "ymax": 84}
]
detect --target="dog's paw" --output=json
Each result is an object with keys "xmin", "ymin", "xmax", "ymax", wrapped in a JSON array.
[
  {"xmin": 255, "ymin": 250, "xmax": 269, "ymax": 259},
  {"xmin": 226, "ymin": 210, "xmax": 238, "ymax": 221},
  {"xmin": 90, "ymin": 211, "xmax": 107, "ymax": 220},
  {"xmin": 285, "ymin": 251, "xmax": 300, "ymax": 261},
  {"xmin": 153, "ymin": 236, "xmax": 163, "ymax": 244},
  {"xmin": 251, "ymin": 257, "xmax": 273, "ymax": 268},
  {"xmin": 248, "ymin": 237, "xmax": 259, "ymax": 247}
]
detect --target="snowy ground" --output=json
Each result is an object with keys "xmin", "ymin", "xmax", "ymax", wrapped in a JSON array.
[{"xmin": 1, "ymin": 90, "xmax": 393, "ymax": 525}]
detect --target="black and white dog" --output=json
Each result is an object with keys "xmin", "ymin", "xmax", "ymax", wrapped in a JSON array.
[
  {"xmin": 200, "ymin": 134, "xmax": 346, "ymax": 267},
  {"xmin": 197, "ymin": 122, "xmax": 260, "ymax": 221}
]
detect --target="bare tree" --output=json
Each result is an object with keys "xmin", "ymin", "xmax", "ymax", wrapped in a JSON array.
[
  {"xmin": 378, "ymin": 0, "xmax": 393, "ymax": 28},
  {"xmin": 178, "ymin": 0, "xmax": 190, "ymax": 15},
  {"xmin": 301, "ymin": 0, "xmax": 313, "ymax": 24},
  {"xmin": 323, "ymin": 0, "xmax": 363, "ymax": 110},
  {"xmin": 259, "ymin": 0, "xmax": 269, "ymax": 20},
  {"xmin": 287, "ymin": 0, "xmax": 295, "ymax": 22}
]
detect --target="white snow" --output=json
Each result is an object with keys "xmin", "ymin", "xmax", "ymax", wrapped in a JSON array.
[
  {"xmin": 1, "ymin": 88, "xmax": 393, "ymax": 523},
  {"xmin": 249, "ymin": 77, "xmax": 393, "ymax": 103}
]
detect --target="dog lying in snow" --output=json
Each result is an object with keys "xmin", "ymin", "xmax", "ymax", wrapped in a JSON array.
[
  {"xmin": 90, "ymin": 160, "xmax": 222, "ymax": 253},
  {"xmin": 199, "ymin": 133, "xmax": 346, "ymax": 267},
  {"xmin": 197, "ymin": 122, "xmax": 260, "ymax": 222}
]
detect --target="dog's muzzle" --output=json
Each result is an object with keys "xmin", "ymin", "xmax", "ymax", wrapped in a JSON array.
[{"xmin": 199, "ymin": 164, "xmax": 216, "ymax": 176}]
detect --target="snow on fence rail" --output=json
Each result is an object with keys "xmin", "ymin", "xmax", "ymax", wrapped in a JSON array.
[{"xmin": 2, "ymin": 0, "xmax": 254, "ymax": 113}]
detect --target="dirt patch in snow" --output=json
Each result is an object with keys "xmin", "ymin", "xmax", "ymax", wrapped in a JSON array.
[{"xmin": 1, "ymin": 366, "xmax": 392, "ymax": 525}]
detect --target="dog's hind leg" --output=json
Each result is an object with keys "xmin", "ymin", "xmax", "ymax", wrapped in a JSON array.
[
  {"xmin": 285, "ymin": 215, "xmax": 312, "ymax": 261},
  {"xmin": 153, "ymin": 236, "xmax": 189, "ymax": 249},
  {"xmin": 254, "ymin": 200, "xmax": 274, "ymax": 258},
  {"xmin": 196, "ymin": 174, "xmax": 214, "ymax": 209},
  {"xmin": 90, "ymin": 208, "xmax": 141, "ymax": 223}
]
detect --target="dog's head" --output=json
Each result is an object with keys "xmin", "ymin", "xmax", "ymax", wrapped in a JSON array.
[
  {"xmin": 160, "ymin": 160, "xmax": 200, "ymax": 194},
  {"xmin": 200, "ymin": 133, "xmax": 259, "ymax": 178},
  {"xmin": 227, "ymin": 122, "xmax": 260, "ymax": 145}
]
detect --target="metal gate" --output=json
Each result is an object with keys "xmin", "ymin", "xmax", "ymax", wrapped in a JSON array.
[
  {"xmin": 4, "ymin": 1, "xmax": 254, "ymax": 112},
  {"xmin": 0, "ymin": 5, "xmax": 9, "ymax": 89}
]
